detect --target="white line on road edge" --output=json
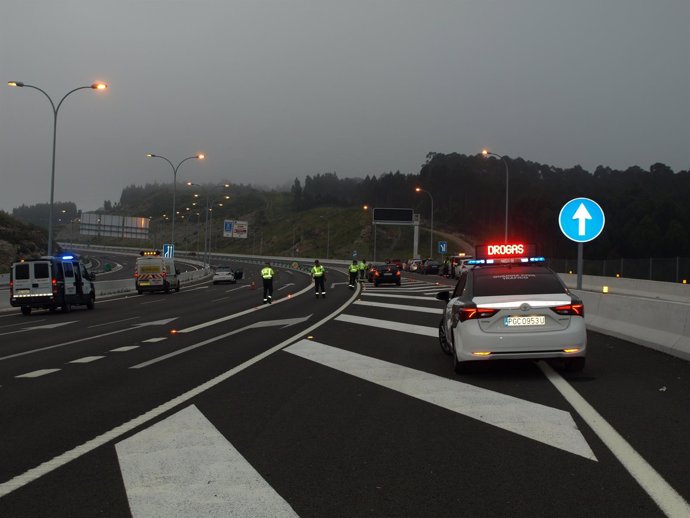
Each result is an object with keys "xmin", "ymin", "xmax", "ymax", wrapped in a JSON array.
[
  {"xmin": 353, "ymin": 300, "xmax": 442, "ymax": 314},
  {"xmin": 285, "ymin": 340, "xmax": 596, "ymax": 460},
  {"xmin": 335, "ymin": 314, "xmax": 437, "ymax": 337},
  {"xmin": 116, "ymin": 405, "xmax": 298, "ymax": 518},
  {"xmin": 538, "ymin": 361, "xmax": 690, "ymax": 517},
  {"xmin": 0, "ymin": 279, "xmax": 361, "ymax": 499},
  {"xmin": 88, "ymin": 317, "xmax": 140, "ymax": 329}
]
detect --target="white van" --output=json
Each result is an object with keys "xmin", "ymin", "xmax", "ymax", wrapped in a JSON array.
[
  {"xmin": 135, "ymin": 251, "xmax": 180, "ymax": 294},
  {"xmin": 10, "ymin": 255, "xmax": 96, "ymax": 315}
]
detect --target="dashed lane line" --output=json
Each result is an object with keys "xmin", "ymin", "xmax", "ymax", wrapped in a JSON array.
[
  {"xmin": 88, "ymin": 317, "xmax": 140, "ymax": 329},
  {"xmin": 69, "ymin": 356, "xmax": 105, "ymax": 364},
  {"xmin": 15, "ymin": 369, "xmax": 61, "ymax": 379},
  {"xmin": 142, "ymin": 338, "xmax": 167, "ymax": 343},
  {"xmin": 110, "ymin": 346, "xmax": 140, "ymax": 352}
]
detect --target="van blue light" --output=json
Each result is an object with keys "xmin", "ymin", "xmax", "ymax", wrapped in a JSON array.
[{"xmin": 61, "ymin": 255, "xmax": 74, "ymax": 260}]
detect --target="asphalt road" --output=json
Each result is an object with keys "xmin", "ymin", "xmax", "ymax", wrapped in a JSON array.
[{"xmin": 0, "ymin": 262, "xmax": 688, "ymax": 517}]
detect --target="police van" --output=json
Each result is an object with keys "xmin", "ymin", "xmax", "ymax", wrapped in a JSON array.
[
  {"xmin": 135, "ymin": 251, "xmax": 180, "ymax": 294},
  {"xmin": 10, "ymin": 255, "xmax": 96, "ymax": 315}
]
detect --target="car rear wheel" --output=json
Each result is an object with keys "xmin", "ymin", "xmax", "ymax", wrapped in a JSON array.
[
  {"xmin": 164, "ymin": 281, "xmax": 170, "ymax": 294},
  {"xmin": 451, "ymin": 337, "xmax": 471, "ymax": 374},
  {"xmin": 62, "ymin": 302, "xmax": 71, "ymax": 313},
  {"xmin": 175, "ymin": 282, "xmax": 180, "ymax": 293},
  {"xmin": 20, "ymin": 306, "xmax": 31, "ymax": 316},
  {"xmin": 86, "ymin": 294, "xmax": 95, "ymax": 310},
  {"xmin": 438, "ymin": 319, "xmax": 452, "ymax": 356}
]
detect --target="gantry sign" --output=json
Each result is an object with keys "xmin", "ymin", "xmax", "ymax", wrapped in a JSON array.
[{"xmin": 371, "ymin": 208, "xmax": 421, "ymax": 261}]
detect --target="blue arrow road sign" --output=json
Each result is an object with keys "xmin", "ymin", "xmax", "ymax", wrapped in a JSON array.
[
  {"xmin": 438, "ymin": 241, "xmax": 448, "ymax": 254},
  {"xmin": 559, "ymin": 198, "xmax": 605, "ymax": 243},
  {"xmin": 163, "ymin": 244, "xmax": 174, "ymax": 258}
]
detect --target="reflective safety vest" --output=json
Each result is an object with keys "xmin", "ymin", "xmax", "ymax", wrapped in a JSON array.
[
  {"xmin": 311, "ymin": 265, "xmax": 325, "ymax": 277},
  {"xmin": 358, "ymin": 261, "xmax": 366, "ymax": 271},
  {"xmin": 261, "ymin": 267, "xmax": 274, "ymax": 279},
  {"xmin": 348, "ymin": 263, "xmax": 359, "ymax": 273}
]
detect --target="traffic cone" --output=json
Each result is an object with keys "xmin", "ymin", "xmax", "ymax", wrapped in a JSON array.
[{"xmin": 250, "ymin": 281, "xmax": 256, "ymax": 290}]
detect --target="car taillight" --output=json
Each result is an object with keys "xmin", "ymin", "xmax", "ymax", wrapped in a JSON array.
[
  {"xmin": 396, "ymin": 270, "xmax": 401, "ymax": 276},
  {"xmin": 162, "ymin": 271, "xmax": 167, "ymax": 278},
  {"xmin": 52, "ymin": 278, "xmax": 58, "ymax": 295},
  {"xmin": 458, "ymin": 307, "xmax": 498, "ymax": 322},
  {"xmin": 134, "ymin": 271, "xmax": 139, "ymax": 278},
  {"xmin": 551, "ymin": 303, "xmax": 584, "ymax": 317},
  {"xmin": 374, "ymin": 271, "xmax": 380, "ymax": 277}
]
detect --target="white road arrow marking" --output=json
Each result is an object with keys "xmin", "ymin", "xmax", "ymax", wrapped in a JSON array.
[
  {"xmin": 116, "ymin": 405, "xmax": 298, "ymax": 518},
  {"xmin": 330, "ymin": 282, "xmax": 349, "ymax": 288},
  {"xmin": 572, "ymin": 202, "xmax": 592, "ymax": 236},
  {"xmin": 335, "ymin": 314, "xmax": 437, "ymax": 337},
  {"xmin": 0, "ymin": 318, "xmax": 179, "ymax": 362},
  {"xmin": 0, "ymin": 321, "xmax": 78, "ymax": 337},
  {"xmin": 286, "ymin": 339, "xmax": 597, "ymax": 460},
  {"xmin": 131, "ymin": 315, "xmax": 312, "ymax": 369}
]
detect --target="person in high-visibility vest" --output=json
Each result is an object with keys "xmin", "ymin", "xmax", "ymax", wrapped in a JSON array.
[
  {"xmin": 348, "ymin": 259, "xmax": 359, "ymax": 289},
  {"xmin": 358, "ymin": 258, "xmax": 367, "ymax": 281},
  {"xmin": 311, "ymin": 259, "xmax": 326, "ymax": 298},
  {"xmin": 260, "ymin": 262, "xmax": 275, "ymax": 304}
]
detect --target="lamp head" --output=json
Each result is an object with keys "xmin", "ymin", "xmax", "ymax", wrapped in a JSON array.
[
  {"xmin": 8, "ymin": 81, "xmax": 24, "ymax": 87},
  {"xmin": 196, "ymin": 154, "xmax": 205, "ymax": 160},
  {"xmin": 91, "ymin": 82, "xmax": 108, "ymax": 90}
]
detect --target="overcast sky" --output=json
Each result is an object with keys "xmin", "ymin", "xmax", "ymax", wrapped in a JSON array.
[{"xmin": 1, "ymin": 0, "xmax": 688, "ymax": 213}]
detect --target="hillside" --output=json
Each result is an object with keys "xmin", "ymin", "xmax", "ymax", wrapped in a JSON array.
[{"xmin": 0, "ymin": 211, "xmax": 49, "ymax": 273}]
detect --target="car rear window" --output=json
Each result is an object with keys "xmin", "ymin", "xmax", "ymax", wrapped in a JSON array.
[
  {"xmin": 473, "ymin": 267, "xmax": 566, "ymax": 296},
  {"xmin": 34, "ymin": 263, "xmax": 50, "ymax": 279},
  {"xmin": 14, "ymin": 264, "xmax": 30, "ymax": 280},
  {"xmin": 63, "ymin": 262, "xmax": 74, "ymax": 278}
]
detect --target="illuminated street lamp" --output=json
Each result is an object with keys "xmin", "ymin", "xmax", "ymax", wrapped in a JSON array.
[
  {"xmin": 146, "ymin": 153, "xmax": 204, "ymax": 251},
  {"xmin": 415, "ymin": 187, "xmax": 434, "ymax": 259},
  {"xmin": 7, "ymin": 80, "xmax": 108, "ymax": 256},
  {"xmin": 481, "ymin": 149, "xmax": 510, "ymax": 243}
]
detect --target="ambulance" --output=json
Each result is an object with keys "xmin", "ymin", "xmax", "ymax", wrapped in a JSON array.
[
  {"xmin": 135, "ymin": 251, "xmax": 180, "ymax": 294},
  {"xmin": 9, "ymin": 255, "xmax": 96, "ymax": 315}
]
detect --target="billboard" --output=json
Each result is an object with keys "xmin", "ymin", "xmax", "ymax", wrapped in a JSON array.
[
  {"xmin": 223, "ymin": 219, "xmax": 248, "ymax": 239},
  {"xmin": 372, "ymin": 208, "xmax": 415, "ymax": 225},
  {"xmin": 80, "ymin": 213, "xmax": 149, "ymax": 239}
]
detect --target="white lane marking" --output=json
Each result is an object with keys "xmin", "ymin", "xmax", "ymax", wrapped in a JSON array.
[
  {"xmin": 211, "ymin": 297, "xmax": 229, "ymax": 302},
  {"xmin": 353, "ymin": 300, "xmax": 442, "ymax": 314},
  {"xmin": 15, "ymin": 369, "xmax": 61, "ymax": 379},
  {"xmin": 178, "ymin": 280, "xmax": 315, "ymax": 333},
  {"xmin": 538, "ymin": 362, "xmax": 690, "ymax": 517},
  {"xmin": 131, "ymin": 315, "xmax": 312, "ymax": 369},
  {"xmin": 0, "ymin": 321, "xmax": 79, "ymax": 337},
  {"xmin": 330, "ymin": 282, "xmax": 349, "ymax": 288},
  {"xmin": 335, "ymin": 314, "xmax": 437, "ymax": 337},
  {"xmin": 225, "ymin": 285, "xmax": 249, "ymax": 293},
  {"xmin": 0, "ymin": 281, "xmax": 360, "ymax": 500},
  {"xmin": 116, "ymin": 405, "xmax": 298, "ymax": 518},
  {"xmin": 286, "ymin": 340, "xmax": 596, "ymax": 460},
  {"xmin": 361, "ymin": 292, "xmax": 436, "ymax": 301},
  {"xmin": 0, "ymin": 318, "xmax": 178, "ymax": 362},
  {"xmin": 111, "ymin": 346, "xmax": 140, "ymax": 352},
  {"xmin": 142, "ymin": 338, "xmax": 167, "ymax": 343},
  {"xmin": 0, "ymin": 319, "xmax": 47, "ymax": 330},
  {"xmin": 88, "ymin": 316, "xmax": 140, "ymax": 329},
  {"xmin": 183, "ymin": 285, "xmax": 210, "ymax": 292},
  {"xmin": 140, "ymin": 299, "xmax": 165, "ymax": 305},
  {"xmin": 69, "ymin": 356, "xmax": 105, "ymax": 364},
  {"xmin": 278, "ymin": 283, "xmax": 295, "ymax": 291}
]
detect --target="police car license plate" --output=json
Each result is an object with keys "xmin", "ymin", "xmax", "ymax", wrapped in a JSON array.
[
  {"xmin": 139, "ymin": 281, "xmax": 151, "ymax": 286},
  {"xmin": 17, "ymin": 289, "xmax": 30, "ymax": 294},
  {"xmin": 504, "ymin": 315, "xmax": 545, "ymax": 327}
]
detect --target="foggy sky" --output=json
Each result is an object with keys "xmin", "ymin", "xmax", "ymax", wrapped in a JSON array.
[{"xmin": 1, "ymin": 0, "xmax": 688, "ymax": 214}]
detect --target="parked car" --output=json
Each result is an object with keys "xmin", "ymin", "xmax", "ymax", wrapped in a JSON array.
[
  {"xmin": 407, "ymin": 259, "xmax": 423, "ymax": 272},
  {"xmin": 420, "ymin": 260, "xmax": 440, "ymax": 274}
]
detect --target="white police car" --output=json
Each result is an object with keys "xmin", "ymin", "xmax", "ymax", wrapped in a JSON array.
[{"xmin": 437, "ymin": 243, "xmax": 586, "ymax": 373}]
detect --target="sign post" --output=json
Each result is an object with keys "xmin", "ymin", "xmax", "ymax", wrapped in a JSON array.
[{"xmin": 558, "ymin": 198, "xmax": 605, "ymax": 289}]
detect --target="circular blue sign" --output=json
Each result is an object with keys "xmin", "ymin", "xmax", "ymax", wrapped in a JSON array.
[{"xmin": 558, "ymin": 198, "xmax": 605, "ymax": 243}]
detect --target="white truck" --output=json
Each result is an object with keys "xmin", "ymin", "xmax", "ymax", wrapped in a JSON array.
[{"xmin": 135, "ymin": 251, "xmax": 180, "ymax": 294}]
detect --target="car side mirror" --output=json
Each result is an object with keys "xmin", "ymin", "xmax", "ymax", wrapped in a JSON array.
[{"xmin": 436, "ymin": 290, "xmax": 450, "ymax": 302}]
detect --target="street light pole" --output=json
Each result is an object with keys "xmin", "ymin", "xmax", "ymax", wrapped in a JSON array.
[
  {"xmin": 8, "ymin": 80, "xmax": 108, "ymax": 256},
  {"xmin": 415, "ymin": 187, "xmax": 434, "ymax": 259},
  {"xmin": 482, "ymin": 149, "xmax": 510, "ymax": 243},
  {"xmin": 146, "ymin": 153, "xmax": 205, "ymax": 251}
]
